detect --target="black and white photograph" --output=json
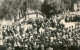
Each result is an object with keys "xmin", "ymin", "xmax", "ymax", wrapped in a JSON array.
[{"xmin": 0, "ymin": 0, "xmax": 80, "ymax": 50}]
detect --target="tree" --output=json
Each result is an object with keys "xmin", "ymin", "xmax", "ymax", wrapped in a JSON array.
[
  {"xmin": 0, "ymin": 0, "xmax": 27, "ymax": 20},
  {"xmin": 0, "ymin": 0, "xmax": 43, "ymax": 20},
  {"xmin": 41, "ymin": 1, "xmax": 64, "ymax": 18},
  {"xmin": 62, "ymin": 0, "xmax": 74, "ymax": 11},
  {"xmin": 31, "ymin": 0, "xmax": 42, "ymax": 10}
]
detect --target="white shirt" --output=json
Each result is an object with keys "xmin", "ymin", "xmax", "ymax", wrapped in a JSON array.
[
  {"xmin": 0, "ymin": 40, "xmax": 3, "ymax": 45},
  {"xmin": 50, "ymin": 37, "xmax": 54, "ymax": 43},
  {"xmin": 39, "ymin": 27, "xmax": 45, "ymax": 34}
]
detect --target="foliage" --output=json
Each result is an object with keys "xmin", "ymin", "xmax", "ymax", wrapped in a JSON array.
[
  {"xmin": 0, "ymin": 0, "xmax": 43, "ymax": 20},
  {"xmin": 41, "ymin": 1, "xmax": 64, "ymax": 18},
  {"xmin": 0, "ymin": 0, "xmax": 27, "ymax": 20},
  {"xmin": 31, "ymin": 0, "xmax": 42, "ymax": 10},
  {"xmin": 62, "ymin": 0, "xmax": 74, "ymax": 11}
]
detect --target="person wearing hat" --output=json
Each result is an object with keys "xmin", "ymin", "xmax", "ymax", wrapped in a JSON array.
[
  {"xmin": 14, "ymin": 41, "xmax": 21, "ymax": 50},
  {"xmin": 6, "ymin": 43, "xmax": 12, "ymax": 50},
  {"xmin": 24, "ymin": 43, "xmax": 28, "ymax": 50},
  {"xmin": 29, "ymin": 34, "xmax": 33, "ymax": 42},
  {"xmin": 39, "ymin": 27, "xmax": 45, "ymax": 35}
]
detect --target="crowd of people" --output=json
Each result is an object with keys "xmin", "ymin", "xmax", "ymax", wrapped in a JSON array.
[
  {"xmin": 1, "ymin": 15, "xmax": 80, "ymax": 50},
  {"xmin": 65, "ymin": 15, "xmax": 80, "ymax": 22}
]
